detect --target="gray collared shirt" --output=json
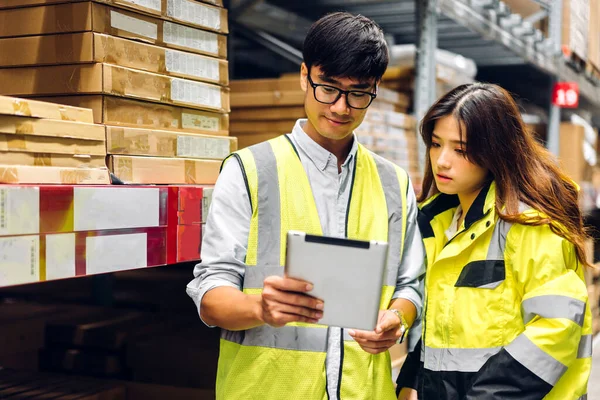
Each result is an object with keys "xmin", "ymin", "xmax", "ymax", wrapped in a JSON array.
[{"xmin": 186, "ymin": 119, "xmax": 425, "ymax": 398}]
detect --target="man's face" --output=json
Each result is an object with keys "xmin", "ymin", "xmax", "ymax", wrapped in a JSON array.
[{"xmin": 300, "ymin": 63, "xmax": 377, "ymax": 142}]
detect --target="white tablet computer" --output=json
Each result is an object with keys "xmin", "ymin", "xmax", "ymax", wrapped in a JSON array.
[{"xmin": 284, "ymin": 230, "xmax": 389, "ymax": 331}]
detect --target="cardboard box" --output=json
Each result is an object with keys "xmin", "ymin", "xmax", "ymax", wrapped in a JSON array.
[
  {"xmin": 0, "ymin": 2, "xmax": 227, "ymax": 59},
  {"xmin": 0, "ymin": 0, "xmax": 227, "ymax": 34},
  {"xmin": 589, "ymin": 0, "xmax": 600, "ymax": 71},
  {"xmin": 230, "ymin": 76, "xmax": 301, "ymax": 93},
  {"xmin": 562, "ymin": 0, "xmax": 589, "ymax": 60},
  {"xmin": 0, "ymin": 152, "xmax": 106, "ymax": 168},
  {"xmin": 0, "ymin": 165, "xmax": 110, "ymax": 184},
  {"xmin": 559, "ymin": 122, "xmax": 592, "ymax": 183},
  {"xmin": 106, "ymin": 126, "xmax": 236, "ymax": 159},
  {"xmin": 231, "ymin": 106, "xmax": 305, "ymax": 121},
  {"xmin": 232, "ymin": 91, "xmax": 305, "ymax": 108},
  {"xmin": 0, "ymin": 95, "xmax": 94, "ymax": 122},
  {"xmin": 235, "ymin": 132, "xmax": 282, "ymax": 149},
  {"xmin": 0, "ymin": 115, "xmax": 105, "ymax": 141},
  {"xmin": 109, "ymin": 155, "xmax": 221, "ymax": 184},
  {"xmin": 0, "ymin": 63, "xmax": 230, "ymax": 113},
  {"xmin": 231, "ymin": 120, "xmax": 297, "ymax": 134},
  {"xmin": 35, "ymin": 95, "xmax": 229, "ymax": 135},
  {"xmin": 0, "ymin": 0, "xmax": 223, "ymax": 8},
  {"xmin": 0, "ymin": 133, "xmax": 106, "ymax": 156},
  {"xmin": 0, "ymin": 33, "xmax": 229, "ymax": 86}
]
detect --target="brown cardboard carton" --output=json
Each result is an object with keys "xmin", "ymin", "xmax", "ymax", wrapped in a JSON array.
[
  {"xmin": 0, "ymin": 0, "xmax": 223, "ymax": 8},
  {"xmin": 231, "ymin": 106, "xmax": 306, "ymax": 121},
  {"xmin": 0, "ymin": 2, "xmax": 227, "ymax": 59},
  {"xmin": 589, "ymin": 0, "xmax": 600, "ymax": 71},
  {"xmin": 109, "ymin": 155, "xmax": 220, "ymax": 184},
  {"xmin": 0, "ymin": 115, "xmax": 105, "ymax": 141},
  {"xmin": 562, "ymin": 0, "xmax": 589, "ymax": 60},
  {"xmin": 231, "ymin": 120, "xmax": 297, "ymax": 134},
  {"xmin": 0, "ymin": 95, "xmax": 93, "ymax": 122},
  {"xmin": 0, "ymin": 63, "xmax": 230, "ymax": 113},
  {"xmin": 0, "ymin": 133, "xmax": 105, "ymax": 155},
  {"xmin": 0, "ymin": 33, "xmax": 229, "ymax": 86},
  {"xmin": 0, "ymin": 0, "xmax": 227, "ymax": 34},
  {"xmin": 35, "ymin": 95, "xmax": 229, "ymax": 135},
  {"xmin": 231, "ymin": 91, "xmax": 305, "ymax": 108},
  {"xmin": 559, "ymin": 122, "xmax": 591, "ymax": 183},
  {"xmin": 0, "ymin": 165, "xmax": 110, "ymax": 184},
  {"xmin": 235, "ymin": 132, "xmax": 282, "ymax": 149},
  {"xmin": 0, "ymin": 152, "xmax": 106, "ymax": 168},
  {"xmin": 106, "ymin": 126, "xmax": 237, "ymax": 159}
]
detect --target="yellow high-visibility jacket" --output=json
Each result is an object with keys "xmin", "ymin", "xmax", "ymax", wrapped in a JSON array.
[
  {"xmin": 398, "ymin": 181, "xmax": 592, "ymax": 400},
  {"xmin": 217, "ymin": 135, "xmax": 411, "ymax": 399}
]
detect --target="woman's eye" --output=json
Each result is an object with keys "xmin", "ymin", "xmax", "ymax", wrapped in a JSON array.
[{"xmin": 431, "ymin": 142, "xmax": 441, "ymax": 148}]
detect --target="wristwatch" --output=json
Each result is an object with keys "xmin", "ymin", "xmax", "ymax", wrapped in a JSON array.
[{"xmin": 388, "ymin": 308, "xmax": 409, "ymax": 344}]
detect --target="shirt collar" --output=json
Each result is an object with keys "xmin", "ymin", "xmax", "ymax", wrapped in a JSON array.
[{"xmin": 291, "ymin": 119, "xmax": 358, "ymax": 171}]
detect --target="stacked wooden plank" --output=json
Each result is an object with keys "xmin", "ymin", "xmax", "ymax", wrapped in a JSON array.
[
  {"xmin": 0, "ymin": 95, "xmax": 110, "ymax": 184},
  {"xmin": 0, "ymin": 0, "xmax": 234, "ymax": 184}
]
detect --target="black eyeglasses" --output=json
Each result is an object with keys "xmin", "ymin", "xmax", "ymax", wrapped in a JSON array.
[{"xmin": 306, "ymin": 74, "xmax": 377, "ymax": 110}]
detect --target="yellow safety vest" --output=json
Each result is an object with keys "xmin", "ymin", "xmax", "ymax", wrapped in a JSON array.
[
  {"xmin": 216, "ymin": 135, "xmax": 410, "ymax": 399},
  {"xmin": 416, "ymin": 181, "xmax": 592, "ymax": 399}
]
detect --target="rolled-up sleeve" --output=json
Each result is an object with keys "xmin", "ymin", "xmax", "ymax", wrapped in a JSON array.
[
  {"xmin": 392, "ymin": 180, "xmax": 426, "ymax": 318},
  {"xmin": 185, "ymin": 158, "xmax": 251, "ymax": 326}
]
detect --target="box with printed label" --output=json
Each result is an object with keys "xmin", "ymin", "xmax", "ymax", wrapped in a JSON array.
[
  {"xmin": 0, "ymin": 2, "xmax": 227, "ymax": 59},
  {"xmin": 0, "ymin": 33, "xmax": 228, "ymax": 87},
  {"xmin": 0, "ymin": 165, "xmax": 110, "ymax": 184},
  {"xmin": 0, "ymin": 63, "xmax": 230, "ymax": 113},
  {"xmin": 106, "ymin": 126, "xmax": 236, "ymax": 159},
  {"xmin": 0, "ymin": 0, "xmax": 228, "ymax": 34},
  {"xmin": 109, "ymin": 155, "xmax": 221, "ymax": 184},
  {"xmin": 34, "ymin": 95, "xmax": 229, "ymax": 136},
  {"xmin": 0, "ymin": 0, "xmax": 224, "ymax": 9}
]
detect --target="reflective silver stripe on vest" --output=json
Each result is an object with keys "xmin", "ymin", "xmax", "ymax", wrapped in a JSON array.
[
  {"xmin": 578, "ymin": 395, "xmax": 587, "ymax": 400},
  {"xmin": 522, "ymin": 295, "xmax": 586, "ymax": 327},
  {"xmin": 244, "ymin": 265, "xmax": 284, "ymax": 290},
  {"xmin": 372, "ymin": 155, "xmax": 403, "ymax": 287},
  {"xmin": 482, "ymin": 219, "xmax": 511, "ymax": 289},
  {"xmin": 505, "ymin": 334, "xmax": 567, "ymax": 386},
  {"xmin": 222, "ymin": 324, "xmax": 328, "ymax": 352},
  {"xmin": 249, "ymin": 141, "xmax": 281, "ymax": 268},
  {"xmin": 423, "ymin": 346, "xmax": 502, "ymax": 372},
  {"xmin": 578, "ymin": 334, "xmax": 592, "ymax": 359}
]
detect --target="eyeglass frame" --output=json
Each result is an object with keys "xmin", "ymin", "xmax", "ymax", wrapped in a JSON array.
[{"xmin": 306, "ymin": 73, "xmax": 378, "ymax": 110}]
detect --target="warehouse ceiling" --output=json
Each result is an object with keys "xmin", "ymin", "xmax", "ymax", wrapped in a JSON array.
[{"xmin": 226, "ymin": 0, "xmax": 555, "ymax": 111}]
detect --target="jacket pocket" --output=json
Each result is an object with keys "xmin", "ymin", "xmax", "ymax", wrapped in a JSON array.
[{"xmin": 455, "ymin": 260, "xmax": 505, "ymax": 289}]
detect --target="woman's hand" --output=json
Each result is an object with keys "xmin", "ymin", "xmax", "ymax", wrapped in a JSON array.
[{"xmin": 397, "ymin": 387, "xmax": 418, "ymax": 400}]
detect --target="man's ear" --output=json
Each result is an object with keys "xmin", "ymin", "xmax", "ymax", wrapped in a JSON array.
[{"xmin": 300, "ymin": 63, "xmax": 308, "ymax": 92}]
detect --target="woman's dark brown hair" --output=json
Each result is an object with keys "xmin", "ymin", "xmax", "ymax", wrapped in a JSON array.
[{"xmin": 419, "ymin": 82, "xmax": 591, "ymax": 267}]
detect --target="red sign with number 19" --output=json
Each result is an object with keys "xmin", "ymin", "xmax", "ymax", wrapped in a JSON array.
[{"xmin": 552, "ymin": 82, "xmax": 579, "ymax": 108}]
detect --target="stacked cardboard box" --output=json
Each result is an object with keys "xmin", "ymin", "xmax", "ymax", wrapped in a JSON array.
[
  {"xmin": 0, "ymin": 0, "xmax": 233, "ymax": 184},
  {"xmin": 355, "ymin": 108, "xmax": 421, "ymax": 187},
  {"xmin": 0, "ymin": 184, "xmax": 212, "ymax": 286},
  {"xmin": 230, "ymin": 76, "xmax": 306, "ymax": 149},
  {"xmin": 0, "ymin": 95, "xmax": 110, "ymax": 184},
  {"xmin": 561, "ymin": 0, "xmax": 589, "ymax": 63}
]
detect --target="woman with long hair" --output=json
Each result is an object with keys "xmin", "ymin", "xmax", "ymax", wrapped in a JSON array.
[{"xmin": 396, "ymin": 83, "xmax": 592, "ymax": 399}]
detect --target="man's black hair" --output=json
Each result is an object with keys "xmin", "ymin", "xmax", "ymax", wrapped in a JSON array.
[{"xmin": 303, "ymin": 12, "xmax": 389, "ymax": 82}]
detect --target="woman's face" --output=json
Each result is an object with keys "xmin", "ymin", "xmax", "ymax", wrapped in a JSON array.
[{"xmin": 430, "ymin": 115, "xmax": 488, "ymax": 199}]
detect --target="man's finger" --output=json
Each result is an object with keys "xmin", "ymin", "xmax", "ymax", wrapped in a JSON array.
[
  {"xmin": 265, "ymin": 275, "xmax": 315, "ymax": 293},
  {"xmin": 375, "ymin": 311, "xmax": 400, "ymax": 334},
  {"xmin": 348, "ymin": 329, "xmax": 395, "ymax": 342},
  {"xmin": 263, "ymin": 288, "xmax": 324, "ymax": 311},
  {"xmin": 353, "ymin": 338, "xmax": 397, "ymax": 350}
]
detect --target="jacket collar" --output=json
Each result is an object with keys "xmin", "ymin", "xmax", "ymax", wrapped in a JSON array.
[{"xmin": 419, "ymin": 180, "xmax": 496, "ymax": 236}]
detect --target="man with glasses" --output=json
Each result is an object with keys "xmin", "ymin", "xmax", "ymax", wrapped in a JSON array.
[{"xmin": 187, "ymin": 12, "xmax": 425, "ymax": 400}]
